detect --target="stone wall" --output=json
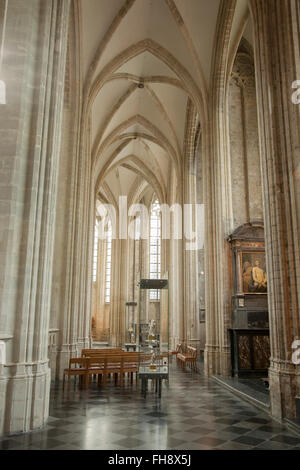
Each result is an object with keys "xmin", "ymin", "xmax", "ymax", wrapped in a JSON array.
[
  {"xmin": 229, "ymin": 43, "xmax": 263, "ymax": 229},
  {"xmin": 0, "ymin": 0, "xmax": 70, "ymax": 435}
]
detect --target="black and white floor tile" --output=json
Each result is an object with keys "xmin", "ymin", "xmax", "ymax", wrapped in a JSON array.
[{"xmin": 1, "ymin": 365, "xmax": 300, "ymax": 450}]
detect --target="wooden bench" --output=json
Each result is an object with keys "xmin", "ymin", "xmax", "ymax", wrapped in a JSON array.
[
  {"xmin": 81, "ymin": 348, "xmax": 123, "ymax": 357},
  {"xmin": 84, "ymin": 353, "xmax": 142, "ymax": 389},
  {"xmin": 64, "ymin": 351, "xmax": 153, "ymax": 390},
  {"xmin": 63, "ymin": 358, "xmax": 87, "ymax": 390},
  {"xmin": 169, "ymin": 343, "xmax": 183, "ymax": 363},
  {"xmin": 177, "ymin": 346, "xmax": 198, "ymax": 371}
]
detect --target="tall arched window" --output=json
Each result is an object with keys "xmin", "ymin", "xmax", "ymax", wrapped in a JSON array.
[
  {"xmin": 93, "ymin": 221, "xmax": 98, "ymax": 283},
  {"xmin": 149, "ymin": 198, "xmax": 161, "ymax": 300},
  {"xmin": 105, "ymin": 219, "xmax": 112, "ymax": 303}
]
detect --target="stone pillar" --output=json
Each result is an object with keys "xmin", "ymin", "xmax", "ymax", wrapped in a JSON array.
[
  {"xmin": 183, "ymin": 101, "xmax": 199, "ymax": 346},
  {"xmin": 50, "ymin": 0, "xmax": 92, "ymax": 380},
  {"xmin": 91, "ymin": 234, "xmax": 106, "ymax": 341},
  {"xmin": 204, "ymin": 1, "xmax": 236, "ymax": 377},
  {"xmin": 50, "ymin": 0, "xmax": 84, "ymax": 379},
  {"xmin": 109, "ymin": 238, "xmax": 127, "ymax": 347},
  {"xmin": 196, "ymin": 144, "xmax": 206, "ymax": 354},
  {"xmin": 168, "ymin": 167, "xmax": 184, "ymax": 349},
  {"xmin": 249, "ymin": 0, "xmax": 300, "ymax": 419},
  {"xmin": 139, "ymin": 209, "xmax": 149, "ymax": 325},
  {"xmin": 0, "ymin": 0, "xmax": 70, "ymax": 435}
]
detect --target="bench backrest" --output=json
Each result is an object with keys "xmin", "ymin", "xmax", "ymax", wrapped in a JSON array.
[
  {"xmin": 69, "ymin": 357, "xmax": 87, "ymax": 369},
  {"xmin": 82, "ymin": 348, "xmax": 123, "ymax": 357},
  {"xmin": 122, "ymin": 354, "xmax": 139, "ymax": 363},
  {"xmin": 86, "ymin": 357, "xmax": 106, "ymax": 368},
  {"xmin": 187, "ymin": 346, "xmax": 197, "ymax": 358}
]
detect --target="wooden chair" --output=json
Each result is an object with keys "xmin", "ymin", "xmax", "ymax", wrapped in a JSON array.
[
  {"xmin": 177, "ymin": 346, "xmax": 198, "ymax": 371},
  {"xmin": 63, "ymin": 358, "xmax": 87, "ymax": 390},
  {"xmin": 169, "ymin": 343, "xmax": 183, "ymax": 363}
]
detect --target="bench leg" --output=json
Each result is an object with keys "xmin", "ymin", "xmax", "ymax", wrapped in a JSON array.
[
  {"xmin": 97, "ymin": 374, "xmax": 102, "ymax": 387},
  {"xmin": 85, "ymin": 373, "xmax": 89, "ymax": 389}
]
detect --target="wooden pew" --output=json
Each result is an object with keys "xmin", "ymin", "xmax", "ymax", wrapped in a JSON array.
[
  {"xmin": 84, "ymin": 353, "xmax": 141, "ymax": 389},
  {"xmin": 169, "ymin": 343, "xmax": 183, "ymax": 363},
  {"xmin": 177, "ymin": 346, "xmax": 198, "ymax": 371},
  {"xmin": 82, "ymin": 349, "xmax": 124, "ymax": 382},
  {"xmin": 81, "ymin": 348, "xmax": 123, "ymax": 357},
  {"xmin": 63, "ymin": 358, "xmax": 87, "ymax": 390},
  {"xmin": 85, "ymin": 356, "xmax": 106, "ymax": 388}
]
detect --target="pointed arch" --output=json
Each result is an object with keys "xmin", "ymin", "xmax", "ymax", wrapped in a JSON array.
[
  {"xmin": 88, "ymin": 39, "xmax": 207, "ymax": 125},
  {"xmin": 93, "ymin": 114, "xmax": 180, "ymax": 186}
]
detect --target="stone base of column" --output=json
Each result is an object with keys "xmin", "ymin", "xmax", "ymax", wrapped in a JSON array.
[
  {"xmin": 77, "ymin": 337, "xmax": 91, "ymax": 352},
  {"xmin": 0, "ymin": 363, "xmax": 50, "ymax": 436},
  {"xmin": 55, "ymin": 344, "xmax": 78, "ymax": 380},
  {"xmin": 204, "ymin": 345, "xmax": 231, "ymax": 377},
  {"xmin": 204, "ymin": 345, "xmax": 220, "ymax": 376},
  {"xmin": 220, "ymin": 347, "xmax": 231, "ymax": 377},
  {"xmin": 170, "ymin": 336, "xmax": 180, "ymax": 350},
  {"xmin": 110, "ymin": 335, "xmax": 123, "ymax": 348},
  {"xmin": 54, "ymin": 338, "xmax": 91, "ymax": 380},
  {"xmin": 109, "ymin": 335, "xmax": 117, "ymax": 347},
  {"xmin": 269, "ymin": 360, "xmax": 300, "ymax": 420}
]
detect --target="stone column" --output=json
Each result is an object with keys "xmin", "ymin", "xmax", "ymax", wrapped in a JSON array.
[
  {"xmin": 170, "ymin": 167, "xmax": 184, "ymax": 349},
  {"xmin": 0, "ymin": 0, "xmax": 70, "ymax": 435},
  {"xmin": 196, "ymin": 144, "xmax": 206, "ymax": 354},
  {"xmin": 204, "ymin": 0, "xmax": 236, "ymax": 378},
  {"xmin": 139, "ymin": 204, "xmax": 149, "ymax": 325},
  {"xmin": 94, "ymin": 236, "xmax": 106, "ymax": 340},
  {"xmin": 50, "ymin": 0, "xmax": 85, "ymax": 379},
  {"xmin": 109, "ymin": 238, "xmax": 127, "ymax": 347},
  {"xmin": 249, "ymin": 0, "xmax": 300, "ymax": 419},
  {"xmin": 183, "ymin": 101, "xmax": 199, "ymax": 347}
]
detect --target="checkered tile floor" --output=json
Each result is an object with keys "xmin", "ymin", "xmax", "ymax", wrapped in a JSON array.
[{"xmin": 1, "ymin": 364, "xmax": 300, "ymax": 450}]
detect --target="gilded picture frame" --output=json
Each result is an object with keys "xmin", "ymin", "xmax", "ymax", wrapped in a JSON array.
[{"xmin": 241, "ymin": 251, "xmax": 267, "ymax": 294}]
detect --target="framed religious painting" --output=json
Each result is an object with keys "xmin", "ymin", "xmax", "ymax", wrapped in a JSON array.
[{"xmin": 241, "ymin": 251, "xmax": 267, "ymax": 294}]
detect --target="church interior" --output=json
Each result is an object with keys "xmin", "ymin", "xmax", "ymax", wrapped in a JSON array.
[{"xmin": 0, "ymin": 0, "xmax": 300, "ymax": 451}]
